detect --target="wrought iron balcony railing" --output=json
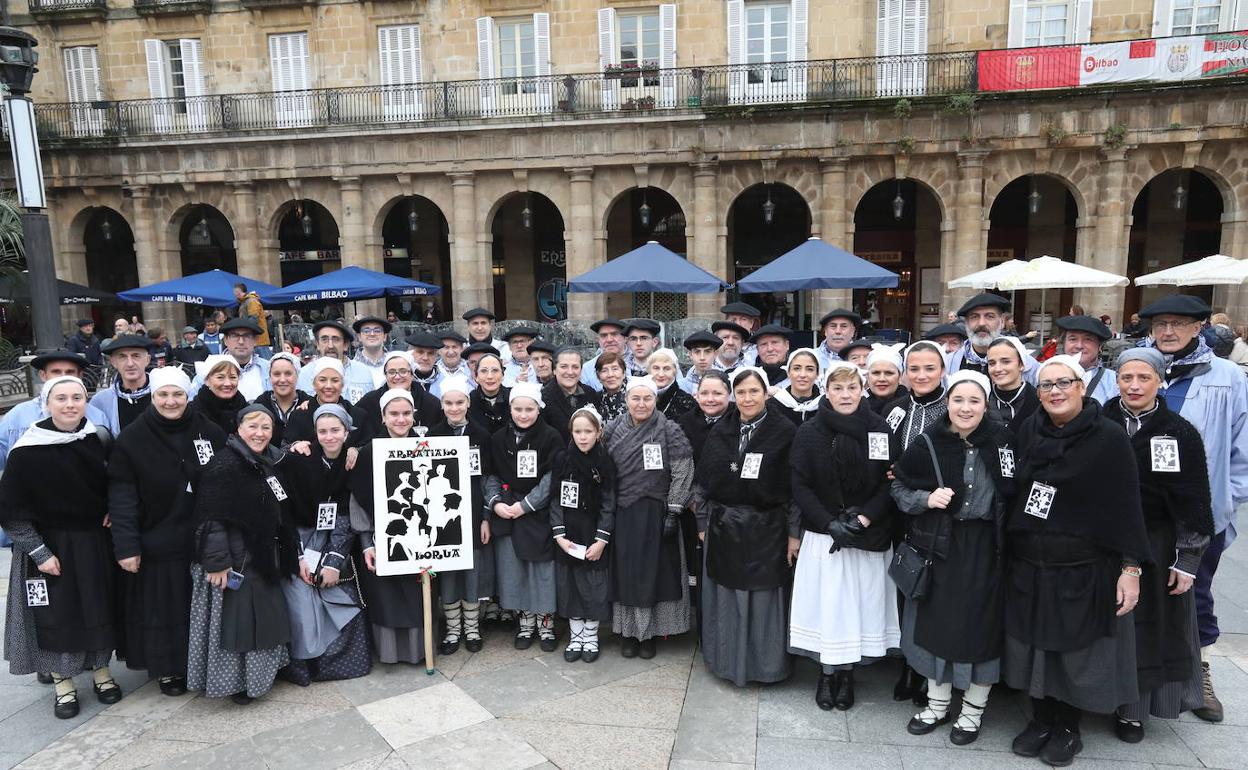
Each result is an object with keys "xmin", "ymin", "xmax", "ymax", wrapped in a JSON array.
[
  {"xmin": 27, "ymin": 0, "xmax": 107, "ymax": 17},
  {"xmin": 133, "ymin": 0, "xmax": 213, "ymax": 15},
  {"xmin": 31, "ymin": 53, "xmax": 978, "ymax": 144}
]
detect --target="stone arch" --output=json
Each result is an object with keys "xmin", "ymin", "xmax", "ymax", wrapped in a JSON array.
[
  {"xmin": 1121, "ymin": 146, "xmax": 1238, "ymax": 219},
  {"xmin": 845, "ymin": 157, "xmax": 955, "ymax": 226},
  {"xmin": 717, "ymin": 161, "xmax": 820, "ymax": 225},
  {"xmin": 983, "ymin": 153, "xmax": 1090, "ymax": 221}
]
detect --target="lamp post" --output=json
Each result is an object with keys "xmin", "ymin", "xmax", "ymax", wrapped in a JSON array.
[{"xmin": 0, "ymin": 28, "xmax": 57, "ymax": 352}]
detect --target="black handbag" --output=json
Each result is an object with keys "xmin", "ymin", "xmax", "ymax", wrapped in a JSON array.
[{"xmin": 888, "ymin": 433, "xmax": 942, "ymax": 601}]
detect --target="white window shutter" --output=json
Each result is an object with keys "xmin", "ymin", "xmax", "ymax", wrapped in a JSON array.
[
  {"xmin": 599, "ymin": 8, "xmax": 620, "ymax": 110},
  {"xmin": 380, "ymin": 25, "xmax": 423, "ymax": 121},
  {"xmin": 1152, "ymin": 0, "xmax": 1173, "ymax": 36},
  {"xmin": 65, "ymin": 47, "xmax": 103, "ymax": 135},
  {"xmin": 1073, "ymin": 0, "xmax": 1093, "ymax": 42},
  {"xmin": 726, "ymin": 0, "xmax": 745, "ymax": 103},
  {"xmin": 476, "ymin": 16, "xmax": 497, "ymax": 115},
  {"xmin": 145, "ymin": 40, "xmax": 172, "ymax": 133},
  {"xmin": 180, "ymin": 39, "xmax": 207, "ymax": 131},
  {"xmin": 789, "ymin": 0, "xmax": 808, "ymax": 100},
  {"xmin": 533, "ymin": 12, "xmax": 552, "ymax": 112},
  {"xmin": 1234, "ymin": 0, "xmax": 1248, "ymax": 31},
  {"xmin": 270, "ymin": 33, "xmax": 311, "ymax": 128},
  {"xmin": 1007, "ymin": 0, "xmax": 1029, "ymax": 47},
  {"xmin": 659, "ymin": 4, "xmax": 678, "ymax": 107},
  {"xmin": 877, "ymin": 0, "xmax": 903, "ymax": 95},
  {"xmin": 901, "ymin": 0, "xmax": 928, "ymax": 94}
]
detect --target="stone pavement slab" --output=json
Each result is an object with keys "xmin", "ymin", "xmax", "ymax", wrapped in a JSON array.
[
  {"xmin": 392, "ymin": 719, "xmax": 547, "ymax": 770},
  {"xmin": 357, "ymin": 681, "xmax": 493, "ymax": 749},
  {"xmin": 250, "ymin": 707, "xmax": 392, "ymax": 770}
]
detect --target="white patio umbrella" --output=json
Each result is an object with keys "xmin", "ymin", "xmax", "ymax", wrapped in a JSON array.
[
  {"xmin": 1134, "ymin": 254, "xmax": 1248, "ymax": 286},
  {"xmin": 947, "ymin": 259, "xmax": 1030, "ymax": 289},
  {"xmin": 996, "ymin": 256, "xmax": 1130, "ymax": 338}
]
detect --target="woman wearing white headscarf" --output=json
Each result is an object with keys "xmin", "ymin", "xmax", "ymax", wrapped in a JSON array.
[
  {"xmin": 254, "ymin": 352, "xmax": 312, "ymax": 446},
  {"xmin": 865, "ymin": 343, "xmax": 907, "ymax": 415},
  {"xmin": 1, "ymin": 376, "xmax": 122, "ymax": 718},
  {"xmin": 771, "ymin": 348, "xmax": 823, "ymax": 426},
  {"xmin": 284, "ymin": 357, "xmax": 367, "ymax": 447}
]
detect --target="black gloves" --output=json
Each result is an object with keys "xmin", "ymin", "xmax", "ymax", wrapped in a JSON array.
[
  {"xmin": 826, "ymin": 515, "xmax": 866, "ymax": 554},
  {"xmin": 662, "ymin": 510, "xmax": 681, "ymax": 540}
]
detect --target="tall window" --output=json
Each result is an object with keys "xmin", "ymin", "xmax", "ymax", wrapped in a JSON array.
[
  {"xmin": 1025, "ymin": 0, "xmax": 1069, "ymax": 46},
  {"xmin": 746, "ymin": 1, "xmax": 791, "ymax": 84},
  {"xmin": 498, "ymin": 19, "xmax": 536, "ymax": 95},
  {"xmin": 64, "ymin": 45, "xmax": 101, "ymax": 103},
  {"xmin": 619, "ymin": 10, "xmax": 660, "ymax": 76},
  {"xmin": 1171, "ymin": 0, "xmax": 1221, "ymax": 35},
  {"xmin": 164, "ymin": 41, "xmax": 187, "ymax": 112}
]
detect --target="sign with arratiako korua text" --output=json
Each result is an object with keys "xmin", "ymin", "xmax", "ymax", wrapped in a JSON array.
[{"xmin": 372, "ymin": 437, "xmax": 475, "ymax": 576}]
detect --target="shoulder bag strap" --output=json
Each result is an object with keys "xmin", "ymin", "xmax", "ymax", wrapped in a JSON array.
[{"xmin": 920, "ymin": 432, "xmax": 944, "ymax": 488}]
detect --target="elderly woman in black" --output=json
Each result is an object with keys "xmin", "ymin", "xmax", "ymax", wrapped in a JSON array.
[
  {"xmin": 187, "ymin": 404, "xmax": 300, "ymax": 703},
  {"xmin": 1, "ymin": 376, "xmax": 121, "ymax": 718},
  {"xmin": 649, "ymin": 348, "xmax": 697, "ymax": 421},
  {"xmin": 694, "ymin": 368, "xmax": 800, "ymax": 686},
  {"xmin": 605, "ymin": 375, "xmax": 695, "ymax": 659},
  {"xmin": 1005, "ymin": 355, "xmax": 1151, "ymax": 766},
  {"xmin": 542, "ymin": 348, "xmax": 602, "ymax": 444},
  {"xmin": 594, "ymin": 352, "xmax": 629, "ymax": 422},
  {"xmin": 109, "ymin": 367, "xmax": 227, "ymax": 697},
  {"xmin": 1104, "ymin": 348, "xmax": 1213, "ymax": 743},
  {"xmin": 890, "ymin": 370, "xmax": 1015, "ymax": 745}
]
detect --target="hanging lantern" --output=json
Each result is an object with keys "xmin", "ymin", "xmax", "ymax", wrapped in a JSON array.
[
  {"xmin": 1173, "ymin": 183, "xmax": 1187, "ymax": 211},
  {"xmin": 892, "ymin": 190, "xmax": 904, "ymax": 221},
  {"xmin": 1028, "ymin": 189, "xmax": 1042, "ymax": 215},
  {"xmin": 195, "ymin": 213, "xmax": 210, "ymax": 243},
  {"xmin": 407, "ymin": 202, "xmax": 419, "ymax": 234},
  {"xmin": 762, "ymin": 188, "xmax": 775, "ymax": 225},
  {"xmin": 639, "ymin": 189, "xmax": 652, "ymax": 228},
  {"xmin": 300, "ymin": 202, "xmax": 313, "ymax": 238},
  {"xmin": 521, "ymin": 205, "xmax": 533, "ymax": 229},
  {"xmin": 100, "ymin": 215, "xmax": 113, "ymax": 242}
]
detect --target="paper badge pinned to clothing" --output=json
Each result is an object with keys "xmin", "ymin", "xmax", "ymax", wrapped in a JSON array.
[
  {"xmin": 560, "ymin": 480, "xmax": 580, "ymax": 508},
  {"xmin": 867, "ymin": 432, "xmax": 890, "ymax": 461},
  {"xmin": 316, "ymin": 502, "xmax": 337, "ymax": 530},
  {"xmin": 886, "ymin": 407, "xmax": 906, "ymax": 432},
  {"xmin": 1023, "ymin": 481, "xmax": 1057, "ymax": 520},
  {"xmin": 265, "ymin": 475, "xmax": 288, "ymax": 501},
  {"xmin": 25, "ymin": 579, "xmax": 48, "ymax": 607},
  {"xmin": 469, "ymin": 448, "xmax": 482, "ymax": 476},
  {"xmin": 193, "ymin": 439, "xmax": 215, "ymax": 466},
  {"xmin": 347, "ymin": 385, "xmax": 366, "ymax": 405},
  {"xmin": 740, "ymin": 452, "xmax": 763, "ymax": 479},
  {"xmin": 517, "ymin": 449, "xmax": 538, "ymax": 478},
  {"xmin": 998, "ymin": 447, "xmax": 1015, "ymax": 478},
  {"xmin": 642, "ymin": 443, "xmax": 664, "ymax": 471},
  {"xmin": 1150, "ymin": 436, "xmax": 1180, "ymax": 473}
]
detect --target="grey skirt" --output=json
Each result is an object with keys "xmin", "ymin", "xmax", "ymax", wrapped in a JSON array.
[
  {"xmin": 1004, "ymin": 611, "xmax": 1138, "ymax": 714},
  {"xmin": 494, "ymin": 535, "xmax": 557, "ymax": 615},
  {"xmin": 439, "ymin": 545, "xmax": 496, "ymax": 604},
  {"xmin": 701, "ymin": 571, "xmax": 790, "ymax": 687},
  {"xmin": 901, "ymin": 594, "xmax": 1000, "ymax": 689},
  {"xmin": 187, "ymin": 564, "xmax": 290, "ymax": 699}
]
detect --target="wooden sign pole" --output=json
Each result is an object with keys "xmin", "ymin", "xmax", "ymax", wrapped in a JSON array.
[{"xmin": 421, "ymin": 571, "xmax": 435, "ymax": 674}]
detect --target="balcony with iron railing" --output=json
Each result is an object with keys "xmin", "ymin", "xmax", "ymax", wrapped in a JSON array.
[
  {"xmin": 27, "ymin": 0, "xmax": 108, "ymax": 18},
  {"xmin": 31, "ymin": 53, "xmax": 977, "ymax": 145},
  {"xmin": 133, "ymin": 0, "xmax": 213, "ymax": 16}
]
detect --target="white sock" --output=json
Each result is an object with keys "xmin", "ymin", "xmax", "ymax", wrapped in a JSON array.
[
  {"xmin": 518, "ymin": 611, "xmax": 537, "ymax": 635},
  {"xmin": 954, "ymin": 683, "xmax": 991, "ymax": 732},
  {"xmin": 567, "ymin": 618, "xmax": 585, "ymax": 651},
  {"xmin": 583, "ymin": 620, "xmax": 600, "ymax": 653},
  {"xmin": 463, "ymin": 602, "xmax": 481, "ymax": 640},
  {"xmin": 914, "ymin": 680, "xmax": 953, "ymax": 724},
  {"xmin": 538, "ymin": 613, "xmax": 556, "ymax": 640}
]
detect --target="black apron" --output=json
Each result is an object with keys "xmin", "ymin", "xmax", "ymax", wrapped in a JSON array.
[
  {"xmin": 609, "ymin": 498, "xmax": 682, "ymax": 606},
  {"xmin": 914, "ymin": 519, "xmax": 1002, "ymax": 662},
  {"xmin": 1006, "ymin": 531, "xmax": 1117, "ymax": 652},
  {"xmin": 704, "ymin": 501, "xmax": 787, "ymax": 592},
  {"xmin": 1134, "ymin": 521, "xmax": 1195, "ymax": 690}
]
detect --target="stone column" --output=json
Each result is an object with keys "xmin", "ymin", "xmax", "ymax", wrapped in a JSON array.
[
  {"xmin": 690, "ymin": 161, "xmax": 722, "ymax": 318},
  {"xmin": 337, "ymin": 176, "xmax": 383, "ymax": 318},
  {"xmin": 448, "ymin": 171, "xmax": 489, "ymax": 316},
  {"xmin": 230, "ymin": 182, "xmax": 274, "ymax": 285},
  {"xmin": 1220, "ymin": 213, "xmax": 1248, "ymax": 318},
  {"xmin": 814, "ymin": 157, "xmax": 851, "ymax": 322},
  {"xmin": 128, "ymin": 185, "xmax": 179, "ymax": 332},
  {"xmin": 945, "ymin": 150, "xmax": 990, "ymax": 313},
  {"xmin": 1076, "ymin": 148, "xmax": 1129, "ymax": 320},
  {"xmin": 565, "ymin": 167, "xmax": 603, "ymax": 321}
]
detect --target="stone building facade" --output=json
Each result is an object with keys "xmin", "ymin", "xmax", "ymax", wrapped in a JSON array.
[{"xmin": 12, "ymin": 0, "xmax": 1248, "ymax": 334}]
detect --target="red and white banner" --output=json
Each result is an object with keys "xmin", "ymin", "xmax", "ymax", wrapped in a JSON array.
[{"xmin": 979, "ymin": 30, "xmax": 1248, "ymax": 92}]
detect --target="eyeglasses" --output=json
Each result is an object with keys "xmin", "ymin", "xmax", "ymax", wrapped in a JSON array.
[
  {"xmin": 385, "ymin": 369, "xmax": 412, "ymax": 377},
  {"xmin": 225, "ymin": 333, "xmax": 252, "ymax": 341},
  {"xmin": 359, "ymin": 326, "xmax": 385, "ymax": 335},
  {"xmin": 1150, "ymin": 319, "xmax": 1196, "ymax": 332},
  {"xmin": 1036, "ymin": 378, "xmax": 1078, "ymax": 393}
]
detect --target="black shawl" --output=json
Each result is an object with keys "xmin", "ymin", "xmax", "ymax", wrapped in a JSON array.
[
  {"xmin": 190, "ymin": 388, "xmax": 249, "ymax": 435},
  {"xmin": 280, "ymin": 446, "xmax": 352, "ymax": 530},
  {"xmin": 990, "ymin": 382, "xmax": 1041, "ymax": 435},
  {"xmin": 0, "ymin": 419, "xmax": 108, "ymax": 530},
  {"xmin": 696, "ymin": 409, "xmax": 795, "ymax": 509},
  {"xmin": 253, "ymin": 389, "xmax": 313, "ymax": 446},
  {"xmin": 678, "ymin": 404, "xmax": 736, "ymax": 464},
  {"xmin": 656, "ymin": 384, "xmax": 697, "ymax": 421},
  {"xmin": 429, "ymin": 418, "xmax": 494, "ymax": 549},
  {"xmin": 356, "ymin": 382, "xmax": 442, "ymax": 441},
  {"xmin": 541, "ymin": 379, "xmax": 602, "ymax": 444},
  {"xmin": 1101, "ymin": 397, "xmax": 1214, "ymax": 536},
  {"xmin": 551, "ymin": 442, "xmax": 617, "ymax": 568},
  {"xmin": 283, "ymin": 397, "xmax": 369, "ymax": 447},
  {"xmin": 1007, "ymin": 399, "xmax": 1151, "ymax": 562},
  {"xmin": 867, "ymin": 384, "xmax": 909, "ymax": 415},
  {"xmin": 469, "ymin": 385, "xmax": 512, "ymax": 435},
  {"xmin": 488, "ymin": 417, "xmax": 564, "ymax": 559},
  {"xmin": 108, "ymin": 406, "xmax": 228, "ymax": 560}
]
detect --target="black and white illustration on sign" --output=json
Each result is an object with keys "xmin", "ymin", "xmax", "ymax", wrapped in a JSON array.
[
  {"xmin": 560, "ymin": 480, "xmax": 580, "ymax": 508},
  {"xmin": 25, "ymin": 578, "xmax": 49, "ymax": 607},
  {"xmin": 517, "ymin": 449, "xmax": 537, "ymax": 478},
  {"xmin": 867, "ymin": 432, "xmax": 890, "ymax": 461},
  {"xmin": 1024, "ymin": 481, "xmax": 1056, "ymax": 520},
  {"xmin": 998, "ymin": 447, "xmax": 1015, "ymax": 478},
  {"xmin": 193, "ymin": 439, "xmax": 214, "ymax": 466},
  {"xmin": 1150, "ymin": 436, "xmax": 1180, "ymax": 473},
  {"xmin": 643, "ymin": 443, "xmax": 664, "ymax": 470},
  {"xmin": 372, "ymin": 436, "xmax": 475, "ymax": 576},
  {"xmin": 316, "ymin": 502, "xmax": 337, "ymax": 531}
]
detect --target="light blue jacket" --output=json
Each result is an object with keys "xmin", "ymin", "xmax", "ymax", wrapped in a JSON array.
[
  {"xmin": 1083, "ymin": 364, "xmax": 1121, "ymax": 405},
  {"xmin": 296, "ymin": 358, "xmax": 373, "ymax": 404},
  {"xmin": 88, "ymin": 385, "xmax": 148, "ymax": 437},
  {"xmin": 0, "ymin": 396, "xmax": 109, "ymax": 471}
]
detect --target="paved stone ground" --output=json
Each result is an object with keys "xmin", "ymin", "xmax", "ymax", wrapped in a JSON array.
[{"xmin": 1, "ymin": 537, "xmax": 1246, "ymax": 770}]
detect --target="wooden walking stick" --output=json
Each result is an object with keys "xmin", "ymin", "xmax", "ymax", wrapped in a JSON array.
[{"xmin": 421, "ymin": 569, "xmax": 435, "ymax": 674}]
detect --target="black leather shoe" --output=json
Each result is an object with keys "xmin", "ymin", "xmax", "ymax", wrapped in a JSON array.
[
  {"xmin": 53, "ymin": 691, "xmax": 79, "ymax": 719},
  {"xmin": 893, "ymin": 664, "xmax": 914, "ymax": 701},
  {"xmin": 36, "ymin": 672, "xmax": 53, "ymax": 685},
  {"xmin": 159, "ymin": 677, "xmax": 187, "ymax": 697},
  {"xmin": 581, "ymin": 648, "xmax": 600, "ymax": 663},
  {"xmin": 907, "ymin": 712, "xmax": 951, "ymax": 735},
  {"xmin": 833, "ymin": 671, "xmax": 854, "ymax": 711},
  {"xmin": 815, "ymin": 673, "xmax": 835, "ymax": 711},
  {"xmin": 563, "ymin": 647, "xmax": 582, "ymax": 663},
  {"xmin": 949, "ymin": 724, "xmax": 981, "ymax": 746},
  {"xmin": 1039, "ymin": 726, "xmax": 1082, "ymax": 767},
  {"xmin": 93, "ymin": 679, "xmax": 123, "ymax": 705},
  {"xmin": 1114, "ymin": 717, "xmax": 1144, "ymax": 744},
  {"xmin": 464, "ymin": 636, "xmax": 484, "ymax": 653},
  {"xmin": 514, "ymin": 632, "xmax": 534, "ymax": 651},
  {"xmin": 1012, "ymin": 720, "xmax": 1054, "ymax": 758},
  {"xmin": 230, "ymin": 693, "xmax": 253, "ymax": 705},
  {"xmin": 439, "ymin": 636, "xmax": 462, "ymax": 656},
  {"xmin": 539, "ymin": 636, "xmax": 558, "ymax": 653},
  {"xmin": 620, "ymin": 637, "xmax": 640, "ymax": 658},
  {"xmin": 638, "ymin": 638, "xmax": 657, "ymax": 659}
]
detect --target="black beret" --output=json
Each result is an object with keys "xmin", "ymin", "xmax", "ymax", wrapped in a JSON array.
[
  {"xmin": 312, "ymin": 319, "xmax": 354, "ymax": 341},
  {"xmin": 624, "ymin": 319, "xmax": 660, "ymax": 336},
  {"xmin": 461, "ymin": 307, "xmax": 496, "ymax": 321},
  {"xmin": 750, "ymin": 323, "xmax": 792, "ymax": 343},
  {"xmin": 1137, "ymin": 294, "xmax": 1212, "ymax": 321},
  {"xmin": 924, "ymin": 323, "xmax": 968, "ymax": 341},
  {"xmin": 103, "ymin": 334, "xmax": 154, "ymax": 353},
  {"xmin": 527, "ymin": 340, "xmax": 557, "ymax": 355},
  {"xmin": 502, "ymin": 326, "xmax": 540, "ymax": 340},
  {"xmin": 75, "ymin": 318, "xmax": 94, "ymax": 328},
  {"xmin": 1056, "ymin": 315, "xmax": 1112, "ymax": 341},
  {"xmin": 405, "ymin": 331, "xmax": 443, "ymax": 349},
  {"xmin": 720, "ymin": 301, "xmax": 761, "ymax": 318},
  {"xmin": 711, "ymin": 321, "xmax": 751, "ymax": 339},
  {"xmin": 464, "ymin": 342, "xmax": 499, "ymax": 357},
  {"xmin": 438, "ymin": 330, "xmax": 468, "ymax": 344},
  {"xmin": 818, "ymin": 308, "xmax": 862, "ymax": 327},
  {"xmin": 220, "ymin": 318, "xmax": 262, "ymax": 335},
  {"xmin": 352, "ymin": 316, "xmax": 392, "ymax": 334},
  {"xmin": 31, "ymin": 349, "xmax": 87, "ymax": 370},
  {"xmin": 842, "ymin": 338, "xmax": 874, "ymax": 355},
  {"xmin": 957, "ymin": 293, "xmax": 1011, "ymax": 315},
  {"xmin": 590, "ymin": 318, "xmax": 626, "ymax": 333},
  {"xmin": 683, "ymin": 330, "xmax": 723, "ymax": 350}
]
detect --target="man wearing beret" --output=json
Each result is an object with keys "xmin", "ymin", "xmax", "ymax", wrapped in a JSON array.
[
  {"xmin": 91, "ymin": 335, "xmax": 155, "ymax": 434},
  {"xmin": 1056, "ymin": 315, "xmax": 1119, "ymax": 404},
  {"xmin": 407, "ymin": 330, "xmax": 448, "ymax": 398},
  {"xmin": 924, "ymin": 323, "xmax": 967, "ymax": 356},
  {"xmin": 66, "ymin": 319, "xmax": 102, "ymax": 366},
  {"xmin": 678, "ymin": 330, "xmax": 722, "ymax": 393},
  {"xmin": 753, "ymin": 324, "xmax": 793, "ymax": 389},
  {"xmin": 502, "ymin": 326, "xmax": 540, "ymax": 386},
  {"xmin": 296, "ymin": 320, "xmax": 374, "ymax": 403},
  {"xmin": 352, "ymin": 315, "xmax": 393, "ymax": 388},
  {"xmin": 437, "ymin": 330, "xmax": 475, "ymax": 384},
  {"xmin": 813, "ymin": 308, "xmax": 861, "ymax": 370},
  {"xmin": 711, "ymin": 321, "xmax": 750, "ymax": 375},
  {"xmin": 948, "ymin": 293, "xmax": 1039, "ymax": 383},
  {"xmin": 191, "ymin": 318, "xmax": 271, "ymax": 402},
  {"xmin": 624, "ymin": 319, "xmax": 663, "ymax": 377},
  {"xmin": 721, "ymin": 302, "xmax": 761, "ymax": 366},
  {"xmin": 462, "ymin": 307, "xmax": 512, "ymax": 363},
  {"xmin": 581, "ymin": 318, "xmax": 627, "ymax": 390},
  {"xmin": 1139, "ymin": 295, "xmax": 1248, "ymax": 723}
]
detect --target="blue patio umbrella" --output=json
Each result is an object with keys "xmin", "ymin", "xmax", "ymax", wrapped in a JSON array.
[
  {"xmin": 261, "ymin": 266, "xmax": 441, "ymax": 305},
  {"xmin": 734, "ymin": 237, "xmax": 899, "ymax": 293},
  {"xmin": 568, "ymin": 241, "xmax": 730, "ymax": 293},
  {"xmin": 117, "ymin": 269, "xmax": 282, "ymax": 306}
]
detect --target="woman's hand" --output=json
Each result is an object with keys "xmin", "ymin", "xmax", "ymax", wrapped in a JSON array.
[
  {"xmin": 555, "ymin": 535, "xmax": 573, "ymax": 554},
  {"xmin": 319, "ymin": 567, "xmax": 340, "ymax": 588},
  {"xmin": 295, "ymin": 400, "xmax": 310, "ymax": 411},
  {"xmin": 363, "ymin": 547, "xmax": 377, "ymax": 573},
  {"xmin": 492, "ymin": 502, "xmax": 512, "ymax": 519},
  {"xmin": 927, "ymin": 488, "xmax": 954, "ymax": 510},
  {"xmin": 117, "ymin": 556, "xmax": 141, "ymax": 573},
  {"xmin": 857, "ymin": 514, "xmax": 871, "ymax": 528},
  {"xmin": 299, "ymin": 559, "xmax": 314, "ymax": 586},
  {"xmin": 206, "ymin": 568, "xmax": 230, "ymax": 590},
  {"xmin": 37, "ymin": 555, "xmax": 62, "ymax": 576},
  {"xmin": 345, "ymin": 447, "xmax": 359, "ymax": 471},
  {"xmin": 698, "ymin": 531, "xmax": 705, "ymax": 542},
  {"xmin": 480, "ymin": 520, "xmax": 491, "ymax": 545},
  {"xmin": 1168, "ymin": 569, "xmax": 1194, "ymax": 596},
  {"xmin": 509, "ymin": 502, "xmax": 526, "ymax": 519},
  {"xmin": 1116, "ymin": 572, "xmax": 1141, "ymax": 616},
  {"xmin": 102, "ymin": 514, "xmax": 111, "ymax": 528},
  {"xmin": 786, "ymin": 536, "xmax": 801, "ymax": 567},
  {"xmin": 289, "ymin": 441, "xmax": 312, "ymax": 456},
  {"xmin": 586, "ymin": 541, "xmax": 606, "ymax": 561}
]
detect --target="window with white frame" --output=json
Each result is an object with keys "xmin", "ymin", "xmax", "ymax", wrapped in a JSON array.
[
  {"xmin": 165, "ymin": 42, "xmax": 187, "ymax": 111},
  {"xmin": 498, "ymin": 19, "xmax": 536, "ymax": 95},
  {"xmin": 1171, "ymin": 0, "xmax": 1222, "ymax": 35},
  {"xmin": 1025, "ymin": 0, "xmax": 1069, "ymax": 46},
  {"xmin": 746, "ymin": 1, "xmax": 791, "ymax": 84},
  {"xmin": 64, "ymin": 45, "xmax": 101, "ymax": 104},
  {"xmin": 619, "ymin": 10, "xmax": 660, "ymax": 86}
]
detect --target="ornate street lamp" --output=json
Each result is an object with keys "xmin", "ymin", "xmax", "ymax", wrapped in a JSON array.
[
  {"xmin": 100, "ymin": 214, "xmax": 113, "ymax": 242},
  {"xmin": 892, "ymin": 182, "xmax": 904, "ymax": 221},
  {"xmin": 299, "ymin": 201, "xmax": 313, "ymax": 238},
  {"xmin": 639, "ymin": 189, "xmax": 651, "ymax": 228},
  {"xmin": 762, "ymin": 187, "xmax": 776, "ymax": 225},
  {"xmin": 1028, "ymin": 188, "xmax": 1042, "ymax": 215},
  {"xmin": 407, "ymin": 200, "xmax": 419, "ymax": 234},
  {"xmin": 1173, "ymin": 179, "xmax": 1187, "ymax": 211}
]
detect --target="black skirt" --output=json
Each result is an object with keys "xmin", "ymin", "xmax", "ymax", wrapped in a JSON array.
[
  {"xmin": 118, "ymin": 557, "xmax": 192, "ymax": 677},
  {"xmin": 31, "ymin": 527, "xmax": 116, "ymax": 654},
  {"xmin": 354, "ymin": 542, "xmax": 426, "ymax": 629},
  {"xmin": 1006, "ymin": 532, "xmax": 1116, "ymax": 653},
  {"xmin": 1134, "ymin": 522, "xmax": 1195, "ymax": 691},
  {"xmin": 609, "ymin": 498, "xmax": 682, "ymax": 607},
  {"xmin": 218, "ymin": 572, "xmax": 290, "ymax": 655},
  {"xmin": 914, "ymin": 519, "xmax": 1002, "ymax": 664}
]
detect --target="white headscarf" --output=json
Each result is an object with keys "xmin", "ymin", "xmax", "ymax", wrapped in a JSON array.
[
  {"xmin": 866, "ymin": 342, "xmax": 904, "ymax": 373},
  {"xmin": 194, "ymin": 353, "xmax": 240, "ymax": 382},
  {"xmin": 439, "ymin": 374, "xmax": 472, "ymax": 399},
  {"xmin": 380, "ymin": 388, "xmax": 415, "ymax": 411},
  {"xmin": 149, "ymin": 366, "xmax": 192, "ymax": 394},
  {"xmin": 15, "ymin": 376, "xmax": 96, "ymax": 451},
  {"xmin": 946, "ymin": 369, "xmax": 991, "ymax": 398},
  {"xmin": 509, "ymin": 381, "xmax": 545, "ymax": 408},
  {"xmin": 309, "ymin": 356, "xmax": 346, "ymax": 379},
  {"xmin": 269, "ymin": 352, "xmax": 302, "ymax": 374},
  {"xmin": 624, "ymin": 375, "xmax": 659, "ymax": 396},
  {"xmin": 1037, "ymin": 354, "xmax": 1086, "ymax": 381}
]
